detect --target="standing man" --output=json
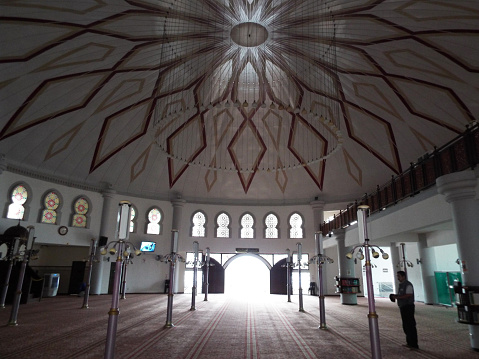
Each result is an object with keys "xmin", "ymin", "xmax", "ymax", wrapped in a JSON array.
[{"xmin": 392, "ymin": 270, "xmax": 419, "ymax": 350}]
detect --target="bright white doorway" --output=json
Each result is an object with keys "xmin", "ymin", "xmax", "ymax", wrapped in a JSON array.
[{"xmin": 225, "ymin": 255, "xmax": 270, "ymax": 296}]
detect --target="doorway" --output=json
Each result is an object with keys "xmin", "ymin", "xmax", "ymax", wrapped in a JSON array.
[{"xmin": 224, "ymin": 254, "xmax": 270, "ymax": 296}]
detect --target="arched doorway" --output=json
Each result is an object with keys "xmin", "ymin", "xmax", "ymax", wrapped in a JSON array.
[{"xmin": 224, "ymin": 254, "xmax": 270, "ymax": 296}]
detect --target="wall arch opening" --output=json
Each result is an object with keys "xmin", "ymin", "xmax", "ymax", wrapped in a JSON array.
[{"xmin": 224, "ymin": 254, "xmax": 270, "ymax": 296}]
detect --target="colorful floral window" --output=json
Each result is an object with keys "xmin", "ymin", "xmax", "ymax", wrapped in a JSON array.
[
  {"xmin": 41, "ymin": 191, "xmax": 60, "ymax": 224},
  {"xmin": 72, "ymin": 197, "xmax": 89, "ymax": 228},
  {"xmin": 7, "ymin": 184, "xmax": 28, "ymax": 220}
]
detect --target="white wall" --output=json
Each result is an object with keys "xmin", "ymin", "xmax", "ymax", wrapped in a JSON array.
[
  {"xmin": 0, "ymin": 170, "xmax": 467, "ymax": 303},
  {"xmin": 178, "ymin": 202, "xmax": 316, "ymax": 256},
  {"xmin": 0, "ymin": 171, "xmax": 319, "ymax": 295},
  {"xmin": 0, "ymin": 171, "xmax": 102, "ymax": 247}
]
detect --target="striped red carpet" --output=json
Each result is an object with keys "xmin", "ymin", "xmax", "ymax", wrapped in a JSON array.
[{"xmin": 0, "ymin": 293, "xmax": 476, "ymax": 358}]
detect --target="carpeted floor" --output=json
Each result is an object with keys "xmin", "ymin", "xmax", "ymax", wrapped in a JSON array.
[{"xmin": 0, "ymin": 293, "xmax": 477, "ymax": 358}]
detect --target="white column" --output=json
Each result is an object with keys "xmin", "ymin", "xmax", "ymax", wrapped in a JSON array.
[
  {"xmin": 91, "ymin": 188, "xmax": 116, "ymax": 295},
  {"xmin": 389, "ymin": 242, "xmax": 399, "ymax": 294},
  {"xmin": 310, "ymin": 199, "xmax": 325, "ymax": 231},
  {"xmin": 310, "ymin": 199, "xmax": 325, "ymax": 284},
  {"xmin": 171, "ymin": 197, "xmax": 186, "ymax": 293},
  {"xmin": 335, "ymin": 229, "xmax": 357, "ymax": 305},
  {"xmin": 417, "ymin": 234, "xmax": 436, "ymax": 305},
  {"xmin": 437, "ymin": 169, "xmax": 479, "ymax": 350}
]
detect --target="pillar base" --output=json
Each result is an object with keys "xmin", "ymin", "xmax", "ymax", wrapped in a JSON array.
[
  {"xmin": 470, "ymin": 325, "xmax": 479, "ymax": 350},
  {"xmin": 340, "ymin": 293, "xmax": 357, "ymax": 305}
]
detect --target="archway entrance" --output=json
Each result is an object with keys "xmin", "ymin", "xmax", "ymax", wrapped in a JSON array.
[{"xmin": 224, "ymin": 254, "xmax": 270, "ymax": 296}]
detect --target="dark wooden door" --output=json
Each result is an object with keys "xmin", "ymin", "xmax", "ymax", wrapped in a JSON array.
[
  {"xmin": 202, "ymin": 258, "xmax": 224, "ymax": 294},
  {"xmin": 108, "ymin": 262, "xmax": 117, "ymax": 294},
  {"xmin": 270, "ymin": 258, "xmax": 288, "ymax": 294},
  {"xmin": 68, "ymin": 261, "xmax": 86, "ymax": 294}
]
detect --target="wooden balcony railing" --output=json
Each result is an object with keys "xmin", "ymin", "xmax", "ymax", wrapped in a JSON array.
[{"xmin": 320, "ymin": 122, "xmax": 479, "ymax": 235}]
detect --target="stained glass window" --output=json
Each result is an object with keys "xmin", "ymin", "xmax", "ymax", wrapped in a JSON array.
[
  {"xmin": 130, "ymin": 206, "xmax": 136, "ymax": 233},
  {"xmin": 289, "ymin": 212, "xmax": 303, "ymax": 239},
  {"xmin": 216, "ymin": 212, "xmax": 230, "ymax": 238},
  {"xmin": 75, "ymin": 198, "xmax": 89, "ymax": 214},
  {"xmin": 265, "ymin": 213, "xmax": 279, "ymax": 238},
  {"xmin": 41, "ymin": 191, "xmax": 60, "ymax": 224},
  {"xmin": 7, "ymin": 184, "xmax": 28, "ymax": 219},
  {"xmin": 192, "ymin": 211, "xmax": 206, "ymax": 237},
  {"xmin": 72, "ymin": 197, "xmax": 89, "ymax": 228},
  {"xmin": 147, "ymin": 208, "xmax": 161, "ymax": 235},
  {"xmin": 240, "ymin": 213, "xmax": 254, "ymax": 238}
]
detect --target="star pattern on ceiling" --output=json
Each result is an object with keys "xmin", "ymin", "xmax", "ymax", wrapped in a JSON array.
[{"xmin": 0, "ymin": 0, "xmax": 478, "ymax": 204}]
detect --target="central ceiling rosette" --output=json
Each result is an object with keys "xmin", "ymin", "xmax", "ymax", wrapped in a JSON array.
[{"xmin": 152, "ymin": 0, "xmax": 342, "ymax": 189}]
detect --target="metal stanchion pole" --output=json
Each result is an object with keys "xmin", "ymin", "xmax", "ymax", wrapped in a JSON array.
[
  {"xmin": 120, "ymin": 256, "xmax": 127, "ymax": 300},
  {"xmin": 190, "ymin": 241, "xmax": 199, "ymax": 311},
  {"xmin": 286, "ymin": 248, "xmax": 291, "ymax": 302},
  {"xmin": 297, "ymin": 242, "xmax": 304, "ymax": 312},
  {"xmin": 0, "ymin": 259, "xmax": 14, "ymax": 309},
  {"xmin": 0, "ymin": 237, "xmax": 17, "ymax": 309},
  {"xmin": 165, "ymin": 255, "xmax": 176, "ymax": 327},
  {"xmin": 165, "ymin": 230, "xmax": 179, "ymax": 328},
  {"xmin": 358, "ymin": 205, "xmax": 382, "ymax": 359},
  {"xmin": 104, "ymin": 241, "xmax": 124, "ymax": 359},
  {"xmin": 104, "ymin": 201, "xmax": 132, "ymax": 359},
  {"xmin": 314, "ymin": 232, "xmax": 333, "ymax": 329},
  {"xmin": 8, "ymin": 227, "xmax": 34, "ymax": 326},
  {"xmin": 82, "ymin": 238, "xmax": 96, "ymax": 309},
  {"xmin": 204, "ymin": 247, "xmax": 210, "ymax": 302},
  {"xmin": 318, "ymin": 260, "xmax": 326, "ymax": 328}
]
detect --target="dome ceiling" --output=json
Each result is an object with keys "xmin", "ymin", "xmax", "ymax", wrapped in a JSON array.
[{"xmin": 1, "ymin": 0, "xmax": 478, "ymax": 205}]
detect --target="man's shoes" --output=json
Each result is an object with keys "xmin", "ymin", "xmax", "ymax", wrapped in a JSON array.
[{"xmin": 402, "ymin": 344, "xmax": 419, "ymax": 350}]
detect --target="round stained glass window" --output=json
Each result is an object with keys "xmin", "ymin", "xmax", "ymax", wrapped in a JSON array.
[
  {"xmin": 75, "ymin": 198, "xmax": 89, "ymax": 214},
  {"xmin": 42, "ymin": 209, "xmax": 57, "ymax": 224},
  {"xmin": 44, "ymin": 192, "xmax": 60, "ymax": 210},
  {"xmin": 148, "ymin": 208, "xmax": 161, "ymax": 224},
  {"xmin": 12, "ymin": 185, "xmax": 28, "ymax": 204}
]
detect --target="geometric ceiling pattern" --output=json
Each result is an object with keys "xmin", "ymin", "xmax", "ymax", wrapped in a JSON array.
[{"xmin": 1, "ymin": 0, "xmax": 478, "ymax": 205}]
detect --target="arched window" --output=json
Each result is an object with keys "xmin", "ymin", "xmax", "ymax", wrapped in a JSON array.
[
  {"xmin": 240, "ymin": 212, "xmax": 254, "ymax": 239},
  {"xmin": 289, "ymin": 212, "xmax": 303, "ymax": 239},
  {"xmin": 215, "ymin": 212, "xmax": 230, "ymax": 238},
  {"xmin": 7, "ymin": 184, "xmax": 29, "ymax": 220},
  {"xmin": 129, "ymin": 205, "xmax": 137, "ymax": 233},
  {"xmin": 264, "ymin": 212, "xmax": 279, "ymax": 238},
  {"xmin": 72, "ymin": 197, "xmax": 89, "ymax": 228},
  {"xmin": 146, "ymin": 207, "xmax": 162, "ymax": 235},
  {"xmin": 191, "ymin": 210, "xmax": 206, "ymax": 237},
  {"xmin": 41, "ymin": 191, "xmax": 60, "ymax": 224}
]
